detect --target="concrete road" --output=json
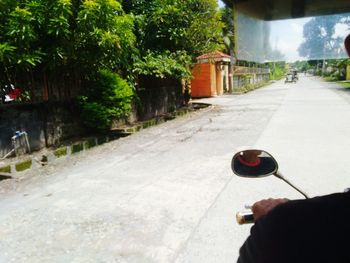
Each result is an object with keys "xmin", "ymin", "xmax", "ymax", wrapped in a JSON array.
[{"xmin": 1, "ymin": 76, "xmax": 350, "ymax": 263}]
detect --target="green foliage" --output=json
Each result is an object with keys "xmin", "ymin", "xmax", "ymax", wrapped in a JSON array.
[
  {"xmin": 221, "ymin": 6, "xmax": 236, "ymax": 58},
  {"xmin": 1, "ymin": 0, "xmax": 228, "ymax": 130},
  {"xmin": 71, "ymin": 143, "xmax": 84, "ymax": 154},
  {"xmin": 15, "ymin": 159, "xmax": 32, "ymax": 172},
  {"xmin": 54, "ymin": 147, "xmax": 67, "ymax": 157},
  {"xmin": 125, "ymin": 0, "xmax": 223, "ymax": 79},
  {"xmin": 0, "ymin": 5, "xmax": 44, "ymax": 74},
  {"xmin": 0, "ymin": 43, "xmax": 16, "ymax": 63},
  {"xmin": 322, "ymin": 59, "xmax": 349, "ymax": 81},
  {"xmin": 85, "ymin": 138, "xmax": 97, "ymax": 149},
  {"xmin": 80, "ymin": 102, "xmax": 111, "ymax": 131},
  {"xmin": 235, "ymin": 78, "xmax": 269, "ymax": 93},
  {"xmin": 7, "ymin": 7, "xmax": 37, "ymax": 45},
  {"xmin": 0, "ymin": 165, "xmax": 11, "ymax": 174},
  {"xmin": 291, "ymin": 61, "xmax": 312, "ymax": 72},
  {"xmin": 184, "ymin": 0, "xmax": 224, "ymax": 56},
  {"xmin": 133, "ymin": 51, "xmax": 191, "ymax": 79},
  {"xmin": 266, "ymin": 62, "xmax": 286, "ymax": 80},
  {"xmin": 339, "ymin": 81, "xmax": 350, "ymax": 89},
  {"xmin": 0, "ymin": 0, "xmax": 135, "ymax": 103},
  {"xmin": 79, "ymin": 69, "xmax": 133, "ymax": 131},
  {"xmin": 272, "ymin": 66, "xmax": 285, "ymax": 80},
  {"xmin": 76, "ymin": 0, "xmax": 136, "ymax": 72}
]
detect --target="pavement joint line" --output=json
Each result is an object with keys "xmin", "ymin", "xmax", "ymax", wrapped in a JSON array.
[{"xmin": 171, "ymin": 174, "xmax": 235, "ymax": 263}]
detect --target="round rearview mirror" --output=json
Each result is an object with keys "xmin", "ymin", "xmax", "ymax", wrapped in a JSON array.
[{"xmin": 231, "ymin": 149, "xmax": 278, "ymax": 178}]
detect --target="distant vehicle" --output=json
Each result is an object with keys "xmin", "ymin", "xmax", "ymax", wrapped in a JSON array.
[{"xmin": 285, "ymin": 73, "xmax": 297, "ymax": 83}]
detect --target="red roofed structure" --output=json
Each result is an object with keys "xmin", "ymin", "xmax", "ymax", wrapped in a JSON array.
[
  {"xmin": 197, "ymin": 51, "xmax": 231, "ymax": 61},
  {"xmin": 191, "ymin": 51, "xmax": 232, "ymax": 98}
]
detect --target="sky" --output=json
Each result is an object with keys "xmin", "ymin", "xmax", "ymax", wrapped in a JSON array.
[
  {"xmin": 269, "ymin": 18, "xmax": 311, "ymax": 62},
  {"xmin": 270, "ymin": 17, "xmax": 349, "ymax": 62}
]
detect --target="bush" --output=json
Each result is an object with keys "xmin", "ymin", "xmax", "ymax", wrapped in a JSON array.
[
  {"xmin": 79, "ymin": 69, "xmax": 133, "ymax": 131},
  {"xmin": 80, "ymin": 101, "xmax": 111, "ymax": 131}
]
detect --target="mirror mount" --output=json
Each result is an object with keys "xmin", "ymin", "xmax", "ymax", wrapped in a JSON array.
[
  {"xmin": 232, "ymin": 149, "xmax": 309, "ymax": 199},
  {"xmin": 274, "ymin": 171, "xmax": 309, "ymax": 199}
]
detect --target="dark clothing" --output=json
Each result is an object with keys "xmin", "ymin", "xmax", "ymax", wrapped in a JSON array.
[{"xmin": 237, "ymin": 192, "xmax": 350, "ymax": 263}]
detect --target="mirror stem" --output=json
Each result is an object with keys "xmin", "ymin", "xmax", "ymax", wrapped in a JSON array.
[{"xmin": 274, "ymin": 172, "xmax": 309, "ymax": 199}]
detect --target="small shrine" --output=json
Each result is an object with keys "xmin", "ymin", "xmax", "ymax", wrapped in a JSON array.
[{"xmin": 191, "ymin": 51, "xmax": 231, "ymax": 98}]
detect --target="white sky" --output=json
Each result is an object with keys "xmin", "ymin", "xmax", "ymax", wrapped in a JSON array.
[
  {"xmin": 270, "ymin": 17, "xmax": 349, "ymax": 62},
  {"xmin": 269, "ymin": 18, "xmax": 311, "ymax": 62}
]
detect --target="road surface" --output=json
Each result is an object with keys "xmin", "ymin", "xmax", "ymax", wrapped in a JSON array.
[{"xmin": 1, "ymin": 76, "xmax": 350, "ymax": 263}]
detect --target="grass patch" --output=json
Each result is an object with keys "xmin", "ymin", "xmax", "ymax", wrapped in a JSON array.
[
  {"xmin": 0, "ymin": 165, "xmax": 11, "ymax": 174},
  {"xmin": 338, "ymin": 81, "xmax": 350, "ymax": 88},
  {"xmin": 97, "ymin": 136, "xmax": 107, "ymax": 145},
  {"xmin": 142, "ymin": 122, "xmax": 150, "ymax": 129},
  {"xmin": 126, "ymin": 128, "xmax": 135, "ymax": 133},
  {"xmin": 324, "ymin": 76, "xmax": 334, "ymax": 82},
  {"xmin": 54, "ymin": 147, "xmax": 67, "ymax": 158},
  {"xmin": 71, "ymin": 143, "xmax": 84, "ymax": 154},
  {"xmin": 15, "ymin": 159, "xmax": 32, "ymax": 172},
  {"xmin": 234, "ymin": 81, "xmax": 270, "ymax": 94},
  {"xmin": 85, "ymin": 138, "xmax": 97, "ymax": 149}
]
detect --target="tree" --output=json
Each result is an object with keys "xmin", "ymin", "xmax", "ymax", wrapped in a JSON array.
[
  {"xmin": 290, "ymin": 60, "xmax": 311, "ymax": 72},
  {"xmin": 123, "ymin": 0, "xmax": 224, "ymax": 79},
  {"xmin": 0, "ymin": 0, "xmax": 136, "ymax": 93},
  {"xmin": 75, "ymin": 0, "xmax": 135, "ymax": 74},
  {"xmin": 221, "ymin": 6, "xmax": 236, "ymax": 58},
  {"xmin": 298, "ymin": 15, "xmax": 349, "ymax": 60},
  {"xmin": 0, "ymin": 0, "xmax": 136, "ymax": 131}
]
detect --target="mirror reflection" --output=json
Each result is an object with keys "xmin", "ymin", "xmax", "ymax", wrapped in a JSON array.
[{"xmin": 232, "ymin": 150, "xmax": 278, "ymax": 178}]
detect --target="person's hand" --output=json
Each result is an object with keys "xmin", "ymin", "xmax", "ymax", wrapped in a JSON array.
[{"xmin": 252, "ymin": 198, "xmax": 288, "ymax": 221}]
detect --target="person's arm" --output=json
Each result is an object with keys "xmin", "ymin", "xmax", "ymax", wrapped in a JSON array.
[
  {"xmin": 237, "ymin": 199, "xmax": 288, "ymax": 263},
  {"xmin": 237, "ymin": 193, "xmax": 350, "ymax": 263}
]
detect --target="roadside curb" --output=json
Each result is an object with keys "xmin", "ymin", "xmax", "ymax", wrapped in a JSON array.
[{"xmin": 0, "ymin": 102, "xmax": 212, "ymax": 179}]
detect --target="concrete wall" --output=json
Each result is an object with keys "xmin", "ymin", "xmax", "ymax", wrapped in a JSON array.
[
  {"xmin": 0, "ymin": 76, "xmax": 184, "ymax": 156},
  {"xmin": 0, "ymin": 102, "xmax": 86, "ymax": 158},
  {"xmin": 136, "ymin": 76, "xmax": 184, "ymax": 121}
]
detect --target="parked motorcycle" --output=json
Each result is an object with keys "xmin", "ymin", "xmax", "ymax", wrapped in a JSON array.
[{"xmin": 231, "ymin": 149, "xmax": 309, "ymax": 224}]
